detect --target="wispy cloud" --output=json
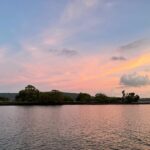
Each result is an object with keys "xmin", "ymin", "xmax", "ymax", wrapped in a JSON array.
[
  {"xmin": 18, "ymin": 0, "xmax": 113, "ymax": 63},
  {"xmin": 111, "ymin": 56, "xmax": 127, "ymax": 61},
  {"xmin": 48, "ymin": 48, "xmax": 78, "ymax": 57},
  {"xmin": 61, "ymin": 0, "xmax": 99, "ymax": 23},
  {"xmin": 119, "ymin": 38, "xmax": 150, "ymax": 55},
  {"xmin": 41, "ymin": 0, "xmax": 114, "ymax": 48},
  {"xmin": 120, "ymin": 39, "xmax": 147, "ymax": 50},
  {"xmin": 42, "ymin": 0, "xmax": 99, "ymax": 47},
  {"xmin": 58, "ymin": 48, "xmax": 78, "ymax": 57}
]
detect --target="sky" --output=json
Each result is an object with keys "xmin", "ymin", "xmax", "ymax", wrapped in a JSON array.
[{"xmin": 0, "ymin": 0, "xmax": 150, "ymax": 97}]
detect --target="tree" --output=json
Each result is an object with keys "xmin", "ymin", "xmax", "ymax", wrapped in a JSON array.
[
  {"xmin": 39, "ymin": 90, "xmax": 64, "ymax": 104},
  {"xmin": 76, "ymin": 93, "xmax": 91, "ymax": 102},
  {"xmin": 25, "ymin": 85, "xmax": 38, "ymax": 91},
  {"xmin": 134, "ymin": 95, "xmax": 140, "ymax": 102},
  {"xmin": 16, "ymin": 85, "xmax": 39, "ymax": 102},
  {"xmin": 64, "ymin": 96, "xmax": 74, "ymax": 103},
  {"xmin": 122, "ymin": 91, "xmax": 140, "ymax": 103},
  {"xmin": 48, "ymin": 90, "xmax": 64, "ymax": 104},
  {"xmin": 94, "ymin": 93, "xmax": 109, "ymax": 103}
]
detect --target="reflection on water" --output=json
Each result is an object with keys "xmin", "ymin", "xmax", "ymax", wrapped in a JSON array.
[{"xmin": 0, "ymin": 105, "xmax": 150, "ymax": 150}]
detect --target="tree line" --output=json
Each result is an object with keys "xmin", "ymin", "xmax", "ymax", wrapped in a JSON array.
[{"xmin": 14, "ymin": 85, "xmax": 140, "ymax": 104}]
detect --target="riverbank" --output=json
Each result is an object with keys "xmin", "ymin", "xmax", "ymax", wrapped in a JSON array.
[
  {"xmin": 0, "ymin": 86, "xmax": 150, "ymax": 105},
  {"xmin": 0, "ymin": 101, "xmax": 150, "ymax": 105}
]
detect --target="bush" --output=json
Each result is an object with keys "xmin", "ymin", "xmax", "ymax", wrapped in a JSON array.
[
  {"xmin": 64, "ymin": 96, "xmax": 74, "ymax": 103},
  {"xmin": 39, "ymin": 90, "xmax": 65, "ymax": 104},
  {"xmin": 124, "ymin": 93, "xmax": 140, "ymax": 103},
  {"xmin": 94, "ymin": 93, "xmax": 109, "ymax": 103},
  {"xmin": 0, "ymin": 97, "xmax": 9, "ymax": 101},
  {"xmin": 76, "ymin": 93, "xmax": 91, "ymax": 102}
]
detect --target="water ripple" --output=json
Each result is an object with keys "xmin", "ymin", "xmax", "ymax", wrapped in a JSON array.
[{"xmin": 0, "ymin": 105, "xmax": 150, "ymax": 150}]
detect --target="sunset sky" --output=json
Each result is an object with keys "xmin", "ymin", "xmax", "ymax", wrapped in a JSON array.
[{"xmin": 0, "ymin": 0, "xmax": 150, "ymax": 97}]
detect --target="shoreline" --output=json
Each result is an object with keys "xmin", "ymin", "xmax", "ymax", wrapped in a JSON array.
[{"xmin": 0, "ymin": 102, "xmax": 150, "ymax": 106}]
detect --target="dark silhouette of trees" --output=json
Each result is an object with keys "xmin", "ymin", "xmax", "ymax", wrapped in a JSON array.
[
  {"xmin": 94, "ymin": 93, "xmax": 121, "ymax": 103},
  {"xmin": 15, "ymin": 85, "xmax": 140, "ymax": 105},
  {"xmin": 94, "ymin": 93, "xmax": 109, "ymax": 103},
  {"xmin": 76, "ymin": 93, "xmax": 91, "ymax": 102},
  {"xmin": 25, "ymin": 85, "xmax": 38, "ymax": 91},
  {"xmin": 0, "ymin": 97, "xmax": 9, "ymax": 101},
  {"xmin": 39, "ymin": 91, "xmax": 74, "ymax": 104},
  {"xmin": 64, "ymin": 96, "xmax": 74, "ymax": 103},
  {"xmin": 39, "ymin": 90, "xmax": 64, "ymax": 104},
  {"xmin": 134, "ymin": 95, "xmax": 140, "ymax": 102},
  {"xmin": 16, "ymin": 85, "xmax": 39, "ymax": 102},
  {"xmin": 16, "ymin": 86, "xmax": 66, "ymax": 104},
  {"xmin": 121, "ymin": 90, "xmax": 140, "ymax": 103}
]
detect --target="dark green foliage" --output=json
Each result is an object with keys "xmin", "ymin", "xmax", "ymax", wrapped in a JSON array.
[
  {"xmin": 64, "ymin": 96, "xmax": 74, "ymax": 103},
  {"xmin": 124, "ymin": 93, "xmax": 140, "ymax": 103},
  {"xmin": 95, "ymin": 93, "xmax": 109, "ymax": 103},
  {"xmin": 39, "ymin": 90, "xmax": 64, "ymax": 104},
  {"xmin": 16, "ymin": 85, "xmax": 39, "ymax": 102},
  {"xmin": 76, "ymin": 93, "xmax": 91, "ymax": 102},
  {"xmin": 0, "ymin": 96, "xmax": 9, "ymax": 101},
  {"xmin": 134, "ymin": 95, "xmax": 140, "ymax": 102},
  {"xmin": 63, "ymin": 92, "xmax": 78, "ymax": 101},
  {"xmin": 38, "ymin": 92, "xmax": 51, "ymax": 103},
  {"xmin": 14, "ymin": 85, "xmax": 140, "ymax": 105},
  {"xmin": 16, "ymin": 86, "xmax": 66, "ymax": 104},
  {"xmin": 107, "ymin": 97, "xmax": 121, "ymax": 103},
  {"xmin": 94, "ymin": 93, "xmax": 121, "ymax": 103}
]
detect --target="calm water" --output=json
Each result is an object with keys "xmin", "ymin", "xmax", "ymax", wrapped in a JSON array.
[{"xmin": 0, "ymin": 105, "xmax": 150, "ymax": 150}]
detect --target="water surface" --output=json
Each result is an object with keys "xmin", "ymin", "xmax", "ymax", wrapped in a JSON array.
[{"xmin": 0, "ymin": 105, "xmax": 150, "ymax": 150}]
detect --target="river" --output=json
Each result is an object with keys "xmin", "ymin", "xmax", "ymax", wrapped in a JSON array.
[{"xmin": 0, "ymin": 105, "xmax": 150, "ymax": 150}]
